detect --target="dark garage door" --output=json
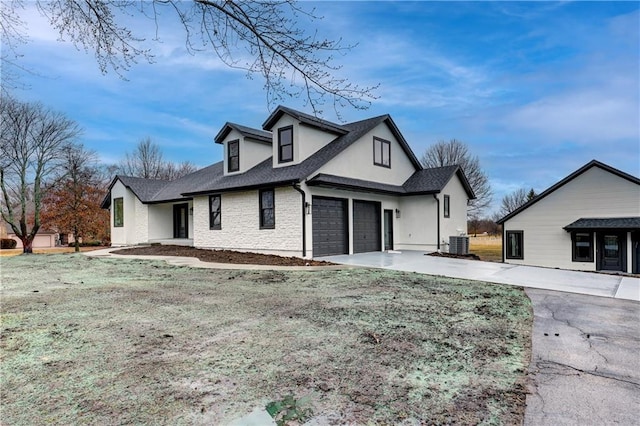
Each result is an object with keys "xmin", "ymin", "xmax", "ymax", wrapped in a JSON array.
[
  {"xmin": 312, "ymin": 196, "xmax": 348, "ymax": 257},
  {"xmin": 353, "ymin": 200, "xmax": 381, "ymax": 253}
]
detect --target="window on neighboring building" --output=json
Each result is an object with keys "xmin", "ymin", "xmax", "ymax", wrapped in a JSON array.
[
  {"xmin": 572, "ymin": 231, "xmax": 593, "ymax": 262},
  {"xmin": 114, "ymin": 197, "xmax": 124, "ymax": 227},
  {"xmin": 259, "ymin": 189, "xmax": 275, "ymax": 229},
  {"xmin": 443, "ymin": 195, "xmax": 450, "ymax": 218},
  {"xmin": 228, "ymin": 140, "xmax": 239, "ymax": 172},
  {"xmin": 373, "ymin": 137, "xmax": 391, "ymax": 168},
  {"xmin": 506, "ymin": 230, "xmax": 523, "ymax": 259},
  {"xmin": 278, "ymin": 126, "xmax": 293, "ymax": 163},
  {"xmin": 209, "ymin": 195, "xmax": 221, "ymax": 230}
]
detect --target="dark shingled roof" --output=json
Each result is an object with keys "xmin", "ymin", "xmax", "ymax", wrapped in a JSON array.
[
  {"xmin": 214, "ymin": 122, "xmax": 271, "ymax": 144},
  {"xmin": 103, "ymin": 107, "xmax": 475, "ymax": 205},
  {"xmin": 307, "ymin": 165, "xmax": 476, "ymax": 198},
  {"xmin": 564, "ymin": 217, "xmax": 640, "ymax": 231},
  {"xmin": 262, "ymin": 105, "xmax": 349, "ymax": 135}
]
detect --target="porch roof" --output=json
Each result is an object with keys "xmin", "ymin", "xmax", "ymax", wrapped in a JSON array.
[{"xmin": 563, "ymin": 217, "xmax": 640, "ymax": 231}]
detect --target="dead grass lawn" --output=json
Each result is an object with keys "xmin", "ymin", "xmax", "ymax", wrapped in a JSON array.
[
  {"xmin": 470, "ymin": 236, "xmax": 503, "ymax": 262},
  {"xmin": 1, "ymin": 254, "xmax": 531, "ymax": 425}
]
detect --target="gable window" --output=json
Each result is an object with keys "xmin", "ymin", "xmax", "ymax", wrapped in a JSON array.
[
  {"xmin": 259, "ymin": 189, "xmax": 275, "ymax": 229},
  {"xmin": 443, "ymin": 195, "xmax": 450, "ymax": 218},
  {"xmin": 572, "ymin": 231, "xmax": 593, "ymax": 262},
  {"xmin": 228, "ymin": 140, "xmax": 239, "ymax": 172},
  {"xmin": 278, "ymin": 126, "xmax": 293, "ymax": 163},
  {"xmin": 209, "ymin": 195, "xmax": 221, "ymax": 230},
  {"xmin": 373, "ymin": 137, "xmax": 391, "ymax": 168},
  {"xmin": 506, "ymin": 230, "xmax": 523, "ymax": 259},
  {"xmin": 114, "ymin": 197, "xmax": 124, "ymax": 227}
]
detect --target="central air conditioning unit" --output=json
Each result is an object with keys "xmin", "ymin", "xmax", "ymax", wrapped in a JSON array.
[{"xmin": 449, "ymin": 236, "xmax": 469, "ymax": 255}]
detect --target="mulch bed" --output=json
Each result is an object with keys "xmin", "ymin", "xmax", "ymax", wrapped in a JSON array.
[
  {"xmin": 427, "ymin": 251, "xmax": 481, "ymax": 260},
  {"xmin": 111, "ymin": 245, "xmax": 333, "ymax": 266}
]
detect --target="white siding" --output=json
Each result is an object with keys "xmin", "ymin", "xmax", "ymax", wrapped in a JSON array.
[
  {"xmin": 110, "ymin": 180, "xmax": 142, "ymax": 246},
  {"xmin": 221, "ymin": 129, "xmax": 272, "ymax": 176},
  {"xmin": 193, "ymin": 187, "xmax": 303, "ymax": 256},
  {"xmin": 440, "ymin": 174, "xmax": 470, "ymax": 250},
  {"xmin": 503, "ymin": 166, "xmax": 640, "ymax": 271},
  {"xmin": 396, "ymin": 196, "xmax": 439, "ymax": 251},
  {"xmin": 315, "ymin": 122, "xmax": 416, "ymax": 185},
  {"xmin": 147, "ymin": 203, "xmax": 174, "ymax": 240}
]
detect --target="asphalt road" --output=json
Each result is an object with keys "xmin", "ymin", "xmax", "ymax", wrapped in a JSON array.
[{"xmin": 524, "ymin": 289, "xmax": 640, "ymax": 425}]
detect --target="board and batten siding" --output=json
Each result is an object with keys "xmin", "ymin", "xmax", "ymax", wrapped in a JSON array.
[
  {"xmin": 440, "ymin": 174, "xmax": 470, "ymax": 246},
  {"xmin": 502, "ymin": 166, "xmax": 640, "ymax": 271},
  {"xmin": 193, "ymin": 187, "xmax": 303, "ymax": 256},
  {"xmin": 110, "ymin": 180, "xmax": 144, "ymax": 246}
]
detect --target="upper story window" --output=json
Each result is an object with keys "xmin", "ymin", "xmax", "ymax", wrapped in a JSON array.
[
  {"xmin": 278, "ymin": 126, "xmax": 293, "ymax": 163},
  {"xmin": 373, "ymin": 137, "xmax": 391, "ymax": 168},
  {"xmin": 209, "ymin": 195, "xmax": 221, "ymax": 230},
  {"xmin": 443, "ymin": 195, "xmax": 450, "ymax": 218},
  {"xmin": 259, "ymin": 189, "xmax": 275, "ymax": 229},
  {"xmin": 506, "ymin": 230, "xmax": 524, "ymax": 259},
  {"xmin": 114, "ymin": 197, "xmax": 124, "ymax": 227},
  {"xmin": 228, "ymin": 139, "xmax": 239, "ymax": 172}
]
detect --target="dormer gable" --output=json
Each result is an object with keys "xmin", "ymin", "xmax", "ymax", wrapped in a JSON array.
[
  {"xmin": 262, "ymin": 106, "xmax": 349, "ymax": 168},
  {"xmin": 214, "ymin": 122, "xmax": 272, "ymax": 176}
]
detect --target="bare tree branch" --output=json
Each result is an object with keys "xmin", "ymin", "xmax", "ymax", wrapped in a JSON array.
[{"xmin": 421, "ymin": 139, "xmax": 493, "ymax": 218}]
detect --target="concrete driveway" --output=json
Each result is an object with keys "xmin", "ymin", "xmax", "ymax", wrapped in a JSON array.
[
  {"xmin": 321, "ymin": 251, "xmax": 640, "ymax": 302},
  {"xmin": 322, "ymin": 251, "xmax": 640, "ymax": 425}
]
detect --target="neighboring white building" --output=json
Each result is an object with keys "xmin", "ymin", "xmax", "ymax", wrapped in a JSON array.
[
  {"xmin": 497, "ymin": 160, "xmax": 640, "ymax": 274},
  {"xmin": 102, "ymin": 106, "xmax": 475, "ymax": 258}
]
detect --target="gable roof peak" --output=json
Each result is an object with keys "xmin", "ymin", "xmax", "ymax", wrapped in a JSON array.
[{"xmin": 262, "ymin": 105, "xmax": 349, "ymax": 135}]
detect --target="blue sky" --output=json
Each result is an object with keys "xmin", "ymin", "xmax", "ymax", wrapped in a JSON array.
[{"xmin": 11, "ymin": 1, "xmax": 640, "ymax": 215}]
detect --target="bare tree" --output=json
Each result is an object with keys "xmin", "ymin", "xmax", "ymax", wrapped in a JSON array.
[
  {"xmin": 498, "ymin": 188, "xmax": 536, "ymax": 218},
  {"xmin": 0, "ymin": 97, "xmax": 81, "ymax": 253},
  {"xmin": 117, "ymin": 137, "xmax": 196, "ymax": 180},
  {"xmin": 2, "ymin": 0, "xmax": 377, "ymax": 115},
  {"xmin": 421, "ymin": 139, "xmax": 493, "ymax": 217}
]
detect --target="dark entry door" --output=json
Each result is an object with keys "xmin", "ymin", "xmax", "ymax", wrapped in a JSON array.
[
  {"xmin": 597, "ymin": 232, "xmax": 625, "ymax": 271},
  {"xmin": 353, "ymin": 200, "xmax": 381, "ymax": 253},
  {"xmin": 384, "ymin": 209, "xmax": 394, "ymax": 251},
  {"xmin": 312, "ymin": 196, "xmax": 348, "ymax": 257},
  {"xmin": 173, "ymin": 203, "xmax": 189, "ymax": 238}
]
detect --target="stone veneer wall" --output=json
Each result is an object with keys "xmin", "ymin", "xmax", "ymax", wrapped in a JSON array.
[{"xmin": 193, "ymin": 186, "xmax": 303, "ymax": 256}]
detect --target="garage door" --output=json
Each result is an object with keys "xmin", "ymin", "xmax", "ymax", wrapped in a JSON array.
[
  {"xmin": 353, "ymin": 200, "xmax": 381, "ymax": 253},
  {"xmin": 312, "ymin": 196, "xmax": 348, "ymax": 257}
]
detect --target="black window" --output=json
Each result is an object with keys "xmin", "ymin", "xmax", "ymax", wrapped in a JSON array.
[
  {"xmin": 259, "ymin": 189, "xmax": 275, "ymax": 229},
  {"xmin": 278, "ymin": 126, "xmax": 293, "ymax": 163},
  {"xmin": 572, "ymin": 231, "xmax": 593, "ymax": 262},
  {"xmin": 506, "ymin": 230, "xmax": 523, "ymax": 259},
  {"xmin": 209, "ymin": 195, "xmax": 221, "ymax": 230},
  {"xmin": 373, "ymin": 137, "xmax": 391, "ymax": 168},
  {"xmin": 114, "ymin": 197, "xmax": 124, "ymax": 227},
  {"xmin": 228, "ymin": 140, "xmax": 239, "ymax": 172},
  {"xmin": 443, "ymin": 195, "xmax": 450, "ymax": 218}
]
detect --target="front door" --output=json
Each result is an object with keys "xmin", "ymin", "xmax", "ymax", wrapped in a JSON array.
[
  {"xmin": 384, "ymin": 209, "xmax": 394, "ymax": 251},
  {"xmin": 173, "ymin": 204, "xmax": 189, "ymax": 239},
  {"xmin": 597, "ymin": 232, "xmax": 625, "ymax": 271}
]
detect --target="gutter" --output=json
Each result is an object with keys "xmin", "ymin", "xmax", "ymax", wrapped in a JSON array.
[
  {"xmin": 433, "ymin": 194, "xmax": 440, "ymax": 251},
  {"xmin": 292, "ymin": 183, "xmax": 307, "ymax": 258}
]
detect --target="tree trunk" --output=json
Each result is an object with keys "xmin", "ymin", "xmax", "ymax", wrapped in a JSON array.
[
  {"xmin": 74, "ymin": 238, "xmax": 80, "ymax": 252},
  {"xmin": 21, "ymin": 237, "xmax": 33, "ymax": 254}
]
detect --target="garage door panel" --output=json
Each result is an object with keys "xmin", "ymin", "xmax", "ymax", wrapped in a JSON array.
[
  {"xmin": 312, "ymin": 196, "xmax": 348, "ymax": 257},
  {"xmin": 353, "ymin": 200, "xmax": 381, "ymax": 253}
]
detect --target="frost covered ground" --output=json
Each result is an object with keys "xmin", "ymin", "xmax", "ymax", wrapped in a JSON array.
[{"xmin": 0, "ymin": 254, "xmax": 532, "ymax": 425}]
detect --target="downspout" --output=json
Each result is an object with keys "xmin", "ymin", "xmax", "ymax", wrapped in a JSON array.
[
  {"xmin": 433, "ymin": 194, "xmax": 440, "ymax": 252},
  {"xmin": 292, "ymin": 183, "xmax": 307, "ymax": 258}
]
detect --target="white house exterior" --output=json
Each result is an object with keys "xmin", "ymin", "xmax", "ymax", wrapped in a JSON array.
[
  {"xmin": 497, "ymin": 160, "xmax": 640, "ymax": 274},
  {"xmin": 103, "ymin": 106, "xmax": 475, "ymax": 258}
]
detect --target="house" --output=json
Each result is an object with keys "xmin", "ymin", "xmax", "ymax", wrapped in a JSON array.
[
  {"xmin": 102, "ymin": 106, "xmax": 475, "ymax": 258},
  {"xmin": 497, "ymin": 160, "xmax": 640, "ymax": 274}
]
